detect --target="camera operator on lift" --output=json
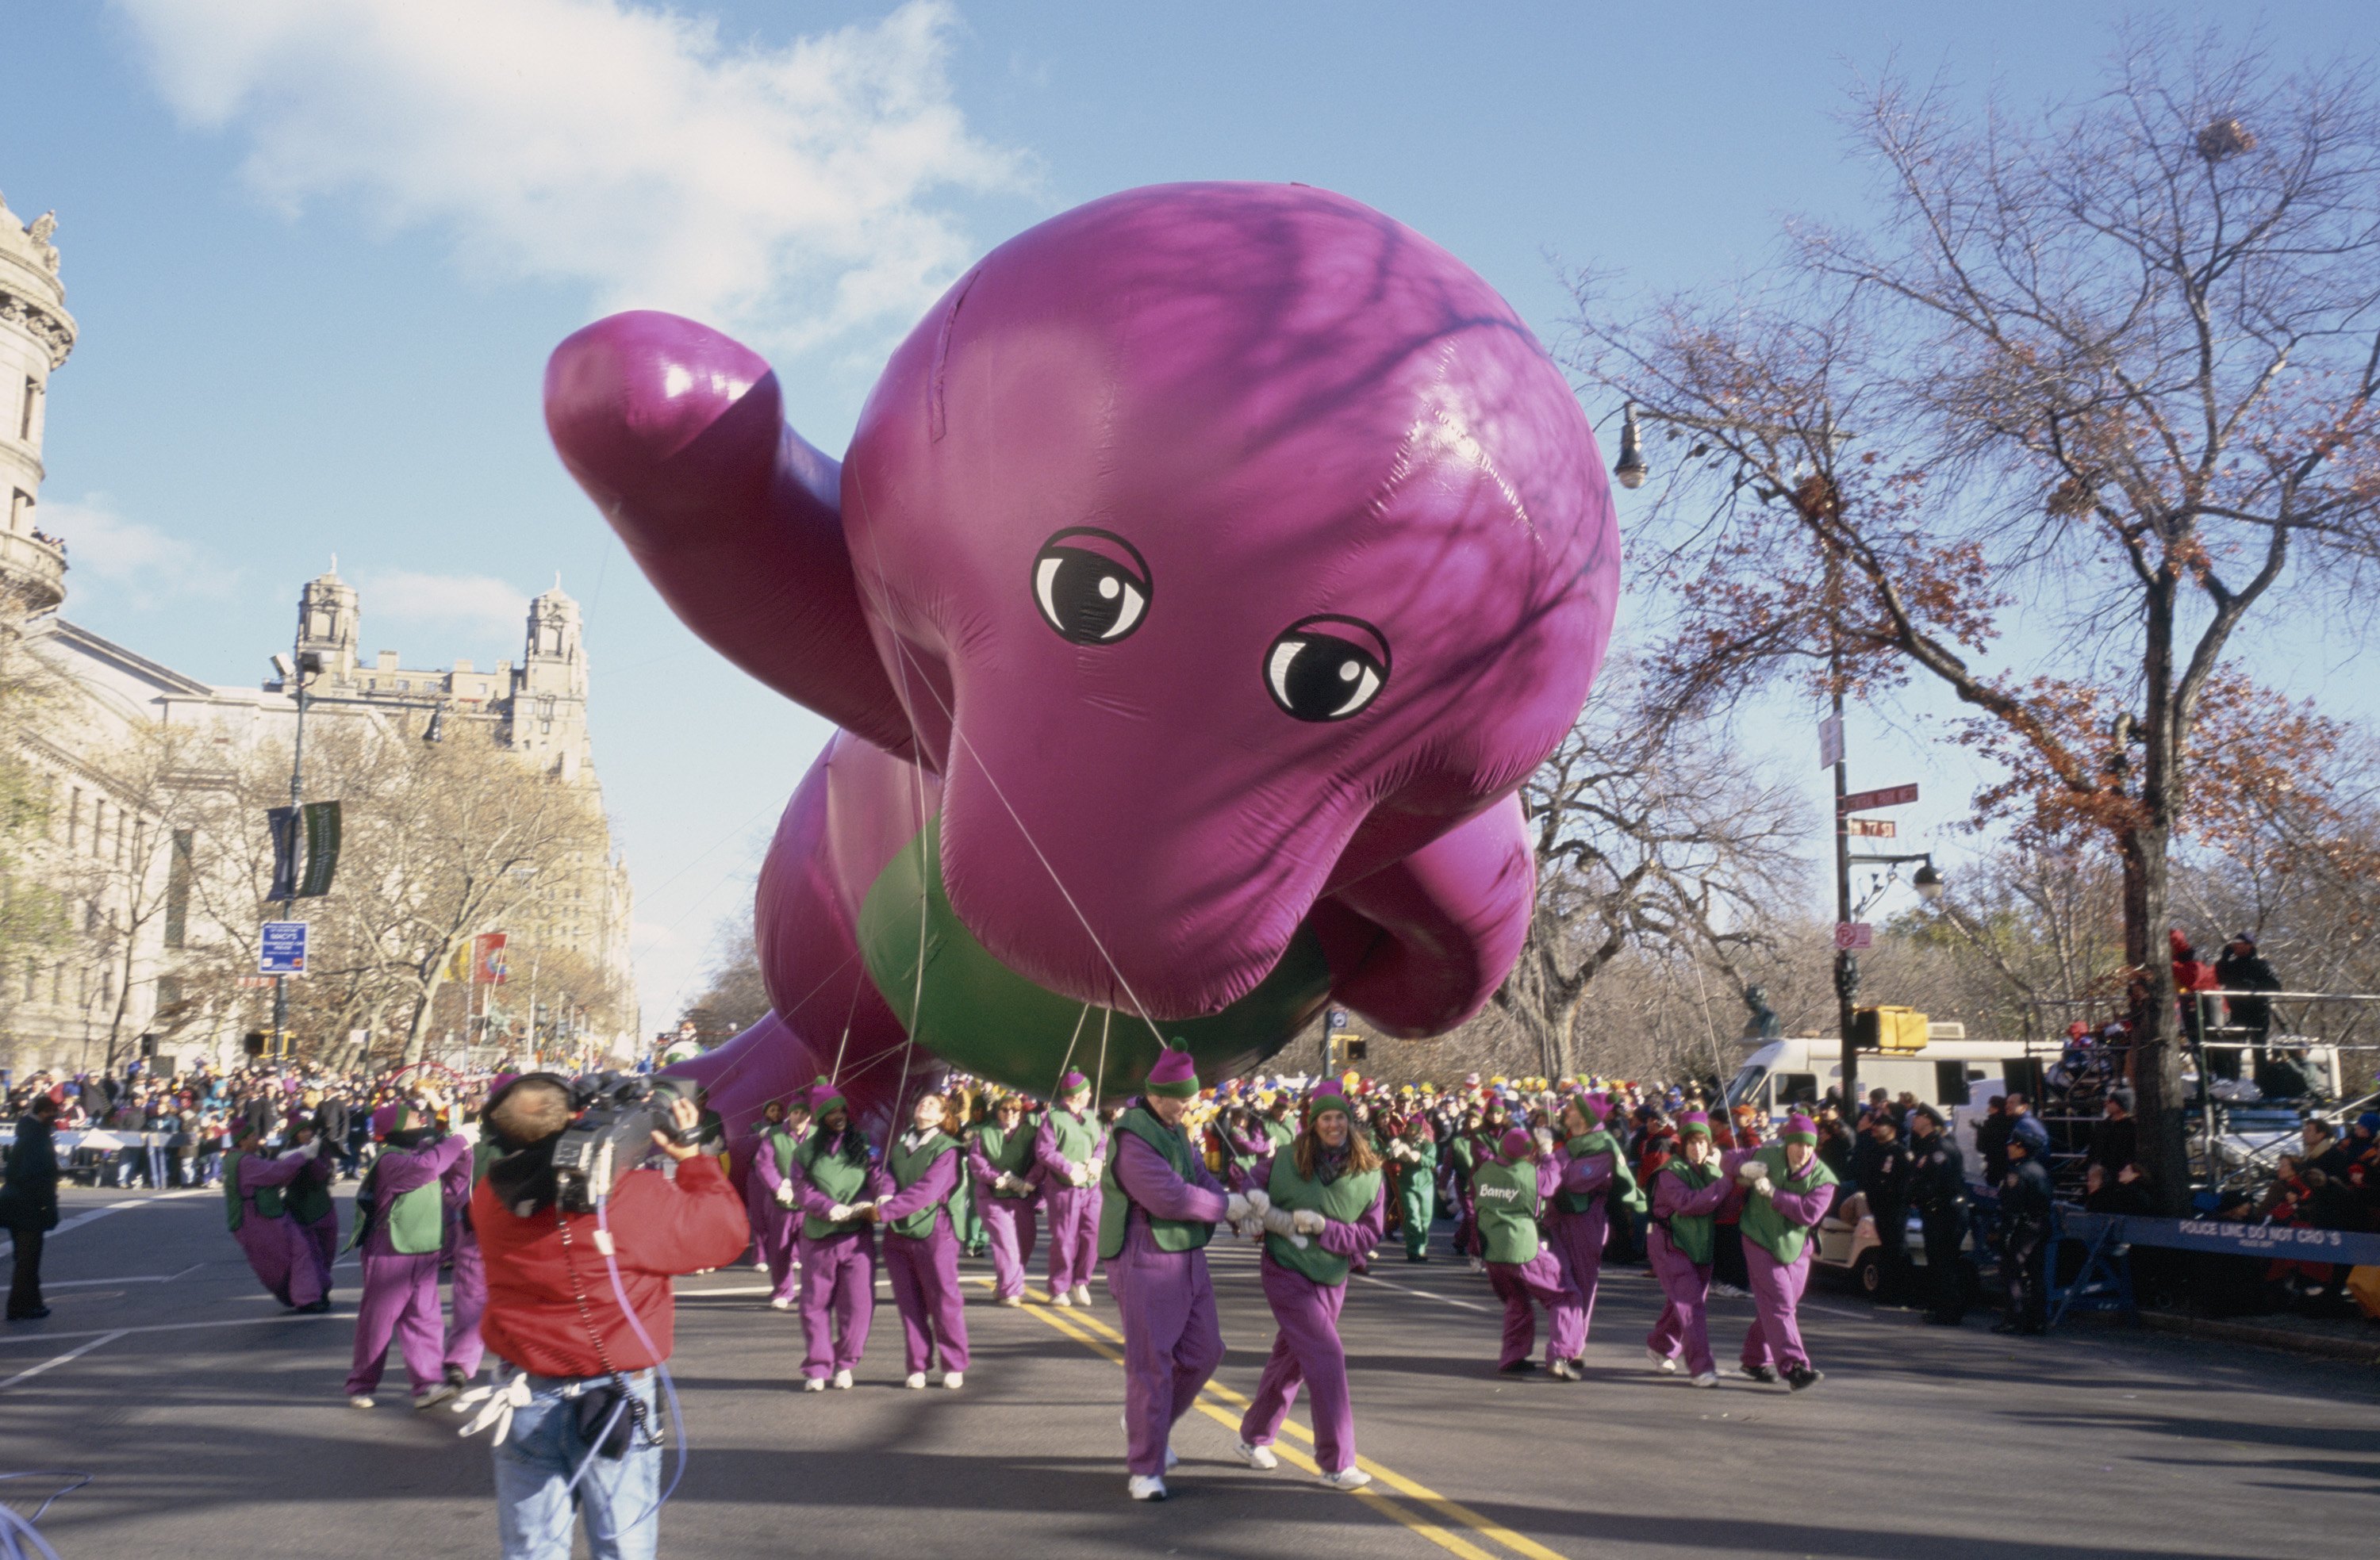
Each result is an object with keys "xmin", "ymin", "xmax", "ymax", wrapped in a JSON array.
[{"xmin": 467, "ymin": 1075, "xmax": 749, "ymax": 1560}]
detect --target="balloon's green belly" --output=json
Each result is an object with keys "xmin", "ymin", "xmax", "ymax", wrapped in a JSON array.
[{"xmin": 856, "ymin": 820, "xmax": 1332, "ymax": 1099}]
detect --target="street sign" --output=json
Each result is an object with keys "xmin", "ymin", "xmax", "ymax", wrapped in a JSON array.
[
  {"xmin": 1839, "ymin": 782, "xmax": 1918, "ymax": 814},
  {"xmin": 1833, "ymin": 922, "xmax": 1874, "ymax": 951},
  {"xmin": 259, "ymin": 921, "xmax": 308, "ymax": 975},
  {"xmin": 1818, "ymin": 715, "xmax": 1844, "ymax": 769},
  {"xmin": 1846, "ymin": 817, "xmax": 1898, "ymax": 838},
  {"xmin": 1327, "ymin": 1007, "xmax": 1349, "ymax": 1031}
]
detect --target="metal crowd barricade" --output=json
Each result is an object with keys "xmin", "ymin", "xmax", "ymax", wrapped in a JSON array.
[
  {"xmin": 2046, "ymin": 1207, "xmax": 2136, "ymax": 1328},
  {"xmin": 2042, "ymin": 1207, "xmax": 2380, "ymax": 1332}
]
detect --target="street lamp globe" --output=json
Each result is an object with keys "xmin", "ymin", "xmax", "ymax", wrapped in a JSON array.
[
  {"xmin": 1613, "ymin": 401, "xmax": 1649, "ymax": 490},
  {"xmin": 1912, "ymin": 862, "xmax": 1946, "ymax": 902}
]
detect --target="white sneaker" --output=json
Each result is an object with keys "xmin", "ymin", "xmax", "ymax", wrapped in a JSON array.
[
  {"xmin": 904, "ymin": 1372, "xmax": 928, "ymax": 1390},
  {"xmin": 1128, "ymin": 1475, "xmax": 1169, "ymax": 1502},
  {"xmin": 1319, "ymin": 1466, "xmax": 1372, "ymax": 1491},
  {"xmin": 1053, "ymin": 1290, "xmax": 1075, "ymax": 1308},
  {"xmin": 413, "ymin": 1382, "xmax": 459, "ymax": 1410},
  {"xmin": 1690, "ymin": 1370, "xmax": 1719, "ymax": 1388},
  {"xmin": 347, "ymin": 1394, "xmax": 374, "ymax": 1410},
  {"xmin": 831, "ymin": 1368, "xmax": 854, "ymax": 1390},
  {"xmin": 998, "ymin": 1294, "xmax": 1023, "ymax": 1308},
  {"xmin": 1072, "ymin": 1283, "xmax": 1092, "ymax": 1306},
  {"xmin": 769, "ymin": 1297, "xmax": 793, "ymax": 1311},
  {"xmin": 1549, "ymin": 1357, "xmax": 1578, "ymax": 1382},
  {"xmin": 800, "ymin": 1377, "xmax": 826, "ymax": 1393},
  {"xmin": 943, "ymin": 1370, "xmax": 964, "ymax": 1389},
  {"xmin": 1235, "ymin": 1440, "xmax": 1279, "ymax": 1470},
  {"xmin": 1648, "ymin": 1348, "xmax": 1679, "ymax": 1374}
]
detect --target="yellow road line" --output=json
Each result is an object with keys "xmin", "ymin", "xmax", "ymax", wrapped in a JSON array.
[{"xmin": 976, "ymin": 1279, "xmax": 1557, "ymax": 1560}]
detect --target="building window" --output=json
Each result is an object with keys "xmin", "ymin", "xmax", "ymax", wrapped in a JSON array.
[
  {"xmin": 156, "ymin": 975, "xmax": 182, "ymax": 1012},
  {"xmin": 164, "ymin": 830, "xmax": 194, "ymax": 949},
  {"xmin": 17, "ymin": 378, "xmax": 35, "ymax": 442},
  {"xmin": 65, "ymin": 788, "xmax": 79, "ymax": 849}
]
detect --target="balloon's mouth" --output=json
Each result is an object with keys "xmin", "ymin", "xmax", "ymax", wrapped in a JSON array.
[{"xmin": 853, "ymin": 819, "xmax": 1332, "ymax": 1098}]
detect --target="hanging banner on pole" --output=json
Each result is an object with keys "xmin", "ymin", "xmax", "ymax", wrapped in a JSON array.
[
  {"xmin": 297, "ymin": 800, "xmax": 342, "ymax": 898},
  {"xmin": 266, "ymin": 808, "xmax": 300, "ymax": 901},
  {"xmin": 474, "ymin": 932, "xmax": 509, "ymax": 985}
]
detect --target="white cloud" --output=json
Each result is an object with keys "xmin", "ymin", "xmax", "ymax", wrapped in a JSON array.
[
  {"xmin": 113, "ymin": 0, "xmax": 1023, "ymax": 349},
  {"xmin": 364, "ymin": 569, "xmax": 530, "ymax": 640},
  {"xmin": 42, "ymin": 493, "xmax": 238, "ymax": 604}
]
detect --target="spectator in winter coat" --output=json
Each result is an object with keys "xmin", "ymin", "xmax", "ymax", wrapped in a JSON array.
[
  {"xmin": 2213, "ymin": 932, "xmax": 2281, "ymax": 1052},
  {"xmin": 2087, "ymin": 1089, "xmax": 2139, "ymax": 1175}
]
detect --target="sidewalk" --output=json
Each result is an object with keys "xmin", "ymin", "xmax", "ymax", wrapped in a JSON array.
[{"xmin": 2135, "ymin": 1303, "xmax": 2380, "ymax": 1365}]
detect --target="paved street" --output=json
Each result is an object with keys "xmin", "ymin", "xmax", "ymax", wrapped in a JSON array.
[{"xmin": 0, "ymin": 1185, "xmax": 2370, "ymax": 1558}]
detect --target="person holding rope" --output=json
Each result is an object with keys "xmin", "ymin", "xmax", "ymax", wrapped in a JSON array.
[
  {"xmin": 747, "ymin": 1096, "xmax": 809, "ymax": 1311},
  {"xmin": 1102, "ymin": 1045, "xmax": 1239, "ymax": 1502},
  {"xmin": 967, "ymin": 1092, "xmax": 1042, "ymax": 1307},
  {"xmin": 1473, "ymin": 1125, "xmax": 1586, "ymax": 1378},
  {"xmin": 1735, "ymin": 1112, "xmax": 1839, "ymax": 1390},
  {"xmin": 785, "ymin": 1077, "xmax": 885, "ymax": 1390},
  {"xmin": 1232, "ymin": 1083, "xmax": 1384, "ymax": 1490},
  {"xmin": 346, "ymin": 1090, "xmax": 474, "ymax": 1409},
  {"xmin": 1645, "ymin": 1110, "xmax": 1731, "ymax": 1386},
  {"xmin": 1037, "ymin": 1068, "xmax": 1104, "ymax": 1308},
  {"xmin": 1548, "ymin": 1091, "xmax": 1634, "ymax": 1355},
  {"xmin": 876, "ymin": 1090, "xmax": 972, "ymax": 1389}
]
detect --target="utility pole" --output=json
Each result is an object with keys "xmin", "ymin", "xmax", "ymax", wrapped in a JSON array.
[
  {"xmin": 274, "ymin": 636, "xmax": 312, "ymax": 1064},
  {"xmin": 1827, "ymin": 549, "xmax": 1860, "ymax": 1114}
]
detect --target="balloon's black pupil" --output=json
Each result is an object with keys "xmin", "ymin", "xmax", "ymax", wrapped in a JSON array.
[
  {"xmin": 1047, "ymin": 550, "xmax": 1133, "ymax": 642},
  {"xmin": 1280, "ymin": 636, "xmax": 1376, "ymax": 719}
]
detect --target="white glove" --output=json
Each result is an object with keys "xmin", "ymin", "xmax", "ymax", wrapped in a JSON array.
[
  {"xmin": 1226, "ymin": 1193, "xmax": 1252, "ymax": 1225},
  {"xmin": 1243, "ymin": 1188, "xmax": 1272, "ymax": 1218},
  {"xmin": 1292, "ymin": 1208, "xmax": 1326, "ymax": 1236},
  {"xmin": 1261, "ymin": 1206, "xmax": 1299, "ymax": 1239},
  {"xmin": 1736, "ymin": 1159, "xmax": 1768, "ymax": 1184},
  {"xmin": 774, "ymin": 1182, "xmax": 797, "ymax": 1209},
  {"xmin": 995, "ymin": 1173, "xmax": 1022, "ymax": 1196},
  {"xmin": 827, "ymin": 1202, "xmax": 855, "ymax": 1222},
  {"xmin": 453, "ymin": 1370, "xmax": 533, "ymax": 1445},
  {"xmin": 1088, "ymin": 1157, "xmax": 1105, "ymax": 1182},
  {"xmin": 1533, "ymin": 1128, "xmax": 1557, "ymax": 1156}
]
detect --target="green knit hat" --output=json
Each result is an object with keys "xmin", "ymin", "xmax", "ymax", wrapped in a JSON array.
[{"xmin": 1305, "ymin": 1087, "xmax": 1356, "ymax": 1126}]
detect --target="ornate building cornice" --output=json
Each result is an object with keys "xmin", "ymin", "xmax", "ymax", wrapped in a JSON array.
[{"xmin": 0, "ymin": 286, "xmax": 75, "ymax": 368}]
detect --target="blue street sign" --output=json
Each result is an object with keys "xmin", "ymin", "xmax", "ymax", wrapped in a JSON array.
[
  {"xmin": 1327, "ymin": 1007, "xmax": 1349, "ymax": 1031},
  {"xmin": 259, "ymin": 921, "xmax": 308, "ymax": 975}
]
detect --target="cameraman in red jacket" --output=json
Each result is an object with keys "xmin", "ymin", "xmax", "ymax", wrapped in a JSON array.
[{"xmin": 467, "ymin": 1075, "xmax": 748, "ymax": 1560}]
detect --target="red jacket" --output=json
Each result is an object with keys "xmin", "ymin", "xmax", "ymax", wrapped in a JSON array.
[{"xmin": 474, "ymin": 1154, "xmax": 749, "ymax": 1378}]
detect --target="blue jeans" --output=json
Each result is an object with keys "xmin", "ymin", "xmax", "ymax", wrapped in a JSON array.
[{"xmin": 491, "ymin": 1370, "xmax": 662, "ymax": 1560}]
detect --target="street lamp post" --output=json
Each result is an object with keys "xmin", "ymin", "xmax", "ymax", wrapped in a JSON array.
[{"xmin": 269, "ymin": 642, "xmax": 317, "ymax": 1064}]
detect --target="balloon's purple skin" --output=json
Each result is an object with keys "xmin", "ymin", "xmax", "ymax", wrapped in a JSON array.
[{"xmin": 546, "ymin": 183, "xmax": 1618, "ymax": 1150}]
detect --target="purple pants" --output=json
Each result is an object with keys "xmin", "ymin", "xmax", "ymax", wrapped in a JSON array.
[
  {"xmin": 1042, "ymin": 1186, "xmax": 1097, "ymax": 1295},
  {"xmin": 1547, "ymin": 1206, "xmax": 1607, "ymax": 1343},
  {"xmin": 1740, "ymin": 1242, "xmax": 1814, "ymax": 1372},
  {"xmin": 346, "ymin": 1251, "xmax": 443, "ymax": 1397},
  {"xmin": 980, "ymin": 1194, "xmax": 1038, "ymax": 1301},
  {"xmin": 443, "ymin": 1237, "xmax": 486, "ymax": 1378},
  {"xmin": 1644, "ymin": 1228, "xmax": 1714, "ymax": 1375},
  {"xmin": 1240, "ymin": 1256, "xmax": 1356, "ymax": 1474},
  {"xmin": 797, "ymin": 1230, "xmax": 875, "ymax": 1379},
  {"xmin": 884, "ymin": 1223, "xmax": 970, "ymax": 1374},
  {"xmin": 298, "ymin": 1215, "xmax": 337, "ymax": 1297},
  {"xmin": 232, "ymin": 1215, "xmax": 323, "ymax": 1309},
  {"xmin": 1107, "ymin": 1245, "xmax": 1223, "ymax": 1477},
  {"xmin": 1486, "ymin": 1250, "xmax": 1583, "ymax": 1368}
]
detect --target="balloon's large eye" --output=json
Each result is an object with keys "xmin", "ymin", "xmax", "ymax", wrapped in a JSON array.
[
  {"xmin": 1265, "ymin": 615, "xmax": 1391, "ymax": 723},
  {"xmin": 1032, "ymin": 528, "xmax": 1151, "ymax": 645}
]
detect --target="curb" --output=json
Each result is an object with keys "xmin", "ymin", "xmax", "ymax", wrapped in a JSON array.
[{"xmin": 2136, "ymin": 1309, "xmax": 2380, "ymax": 1365}]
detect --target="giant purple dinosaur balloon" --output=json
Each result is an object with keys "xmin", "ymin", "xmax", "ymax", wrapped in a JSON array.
[{"xmin": 546, "ymin": 182, "xmax": 1618, "ymax": 1139}]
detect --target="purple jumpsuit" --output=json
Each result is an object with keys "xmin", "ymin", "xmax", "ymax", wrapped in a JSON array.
[
  {"xmin": 876, "ymin": 1134, "xmax": 971, "ymax": 1375},
  {"xmin": 1238, "ymin": 1156, "xmax": 1387, "ymax": 1475},
  {"xmin": 346, "ymin": 1134, "xmax": 470, "ymax": 1399},
  {"xmin": 292, "ymin": 1150, "xmax": 340, "ymax": 1297},
  {"xmin": 440, "ymin": 1140, "xmax": 486, "ymax": 1380},
  {"xmin": 1035, "ymin": 1109, "xmax": 1102, "ymax": 1297},
  {"xmin": 228, "ymin": 1150, "xmax": 325, "ymax": 1309},
  {"xmin": 1545, "ymin": 1140, "xmax": 1614, "ymax": 1347},
  {"xmin": 747, "ymin": 1129, "xmax": 804, "ymax": 1304},
  {"xmin": 1740, "ymin": 1157, "xmax": 1837, "ymax": 1374},
  {"xmin": 965, "ymin": 1130, "xmax": 1040, "ymax": 1301},
  {"xmin": 1105, "ymin": 1128, "xmax": 1228, "ymax": 1478},
  {"xmin": 1484, "ymin": 1156, "xmax": 1585, "ymax": 1369},
  {"xmin": 1644, "ymin": 1154, "xmax": 1739, "ymax": 1375},
  {"xmin": 788, "ymin": 1131, "xmax": 888, "ymax": 1381}
]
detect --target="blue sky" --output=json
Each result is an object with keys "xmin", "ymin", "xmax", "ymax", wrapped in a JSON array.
[{"xmin": 10, "ymin": 2, "xmax": 2377, "ymax": 1030}]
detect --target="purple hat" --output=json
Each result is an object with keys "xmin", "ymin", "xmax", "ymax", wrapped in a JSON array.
[
  {"xmin": 1580, "ymin": 1091, "xmax": 1611, "ymax": 1123},
  {"xmin": 1678, "ymin": 1110, "xmax": 1712, "ymax": 1137},
  {"xmin": 1058, "ymin": 1069, "xmax": 1090, "ymax": 1095},
  {"xmin": 808, "ymin": 1075, "xmax": 847, "ymax": 1115},
  {"xmin": 370, "ymin": 1102, "xmax": 425, "ymax": 1141},
  {"xmin": 1145, "ymin": 1046, "xmax": 1200, "ymax": 1100},
  {"xmin": 1499, "ymin": 1127, "xmax": 1534, "ymax": 1162},
  {"xmin": 1783, "ymin": 1112, "xmax": 1818, "ymax": 1144}
]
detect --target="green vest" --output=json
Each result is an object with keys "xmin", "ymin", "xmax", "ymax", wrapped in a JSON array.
[
  {"xmin": 1737, "ymin": 1145, "xmax": 1839, "ymax": 1265},
  {"xmin": 1471, "ymin": 1156, "xmax": 1541, "ymax": 1265},
  {"xmin": 885, "ymin": 1130, "xmax": 959, "ymax": 1240},
  {"xmin": 283, "ymin": 1161, "xmax": 333, "ymax": 1227},
  {"xmin": 766, "ymin": 1126, "xmax": 799, "ymax": 1179},
  {"xmin": 1261, "ymin": 1117, "xmax": 1296, "ymax": 1152},
  {"xmin": 972, "ymin": 1122, "xmax": 1036, "ymax": 1197},
  {"xmin": 341, "ymin": 1161, "xmax": 445, "ymax": 1255},
  {"xmin": 1046, "ymin": 1109, "xmax": 1100, "ymax": 1167},
  {"xmin": 793, "ymin": 1130, "xmax": 875, "ymax": 1240},
  {"xmin": 1556, "ymin": 1129, "xmax": 1641, "ymax": 1214},
  {"xmin": 224, "ymin": 1151, "xmax": 282, "ymax": 1231},
  {"xmin": 1657, "ymin": 1158, "xmax": 1722, "ymax": 1266},
  {"xmin": 1262, "ymin": 1153, "xmax": 1380, "ymax": 1286},
  {"xmin": 1096, "ymin": 1108, "xmax": 1215, "ymax": 1260}
]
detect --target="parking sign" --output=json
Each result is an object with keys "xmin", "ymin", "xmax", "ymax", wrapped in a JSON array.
[{"xmin": 259, "ymin": 921, "xmax": 309, "ymax": 975}]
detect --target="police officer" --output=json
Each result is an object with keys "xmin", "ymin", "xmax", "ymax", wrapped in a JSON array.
[
  {"xmin": 1851, "ymin": 1110, "xmax": 1909, "ymax": 1296},
  {"xmin": 1906, "ymin": 1105, "xmax": 1967, "ymax": 1325},
  {"xmin": 1994, "ymin": 1116, "xmax": 2054, "ymax": 1336}
]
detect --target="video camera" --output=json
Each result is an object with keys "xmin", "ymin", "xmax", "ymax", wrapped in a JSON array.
[{"xmin": 549, "ymin": 1072, "xmax": 700, "ymax": 1213}]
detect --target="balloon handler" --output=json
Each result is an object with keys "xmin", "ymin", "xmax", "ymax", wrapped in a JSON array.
[
  {"xmin": 1644, "ymin": 1110, "xmax": 1733, "ymax": 1386},
  {"xmin": 1473, "ymin": 1127, "xmax": 1586, "ymax": 1378},
  {"xmin": 346, "ymin": 1088, "xmax": 473, "ymax": 1409},
  {"xmin": 779, "ymin": 1078, "xmax": 885, "ymax": 1390},
  {"xmin": 223, "ymin": 1122, "xmax": 331, "ymax": 1314},
  {"xmin": 1734, "ymin": 1113, "xmax": 1840, "ymax": 1390}
]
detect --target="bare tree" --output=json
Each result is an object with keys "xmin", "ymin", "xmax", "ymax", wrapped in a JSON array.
[{"xmin": 1567, "ymin": 26, "xmax": 2380, "ymax": 1209}]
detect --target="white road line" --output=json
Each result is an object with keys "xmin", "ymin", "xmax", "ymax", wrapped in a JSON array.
[
  {"xmin": 0, "ymin": 1330, "xmax": 126, "ymax": 1392},
  {"xmin": 0, "ymin": 1313, "xmax": 341, "ymax": 1348},
  {"xmin": 0, "ymin": 1190, "xmax": 213, "ymax": 1252},
  {"xmin": 1353, "ymin": 1271, "xmax": 1494, "ymax": 1313},
  {"xmin": 42, "ymin": 1263, "xmax": 205, "ymax": 1290}
]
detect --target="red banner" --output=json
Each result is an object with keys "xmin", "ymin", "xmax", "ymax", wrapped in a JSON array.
[{"xmin": 474, "ymin": 931, "xmax": 509, "ymax": 985}]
